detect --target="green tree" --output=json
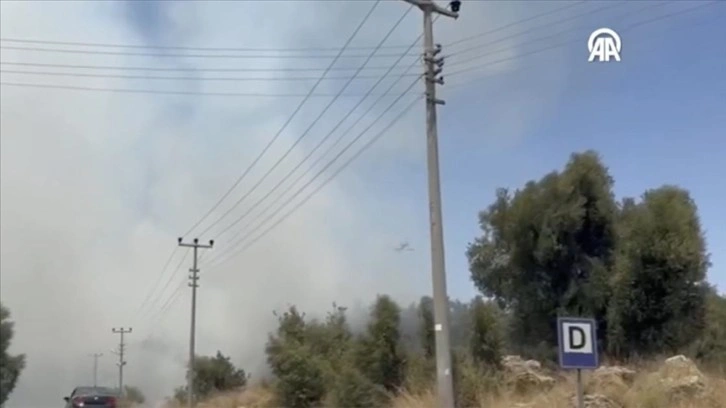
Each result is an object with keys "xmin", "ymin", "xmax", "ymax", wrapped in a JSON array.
[
  {"xmin": 468, "ymin": 297, "xmax": 503, "ymax": 368},
  {"xmin": 194, "ymin": 351, "xmax": 248, "ymax": 399},
  {"xmin": 265, "ymin": 306, "xmax": 326, "ymax": 408},
  {"xmin": 418, "ymin": 296, "xmax": 435, "ymax": 359},
  {"xmin": 173, "ymin": 351, "xmax": 248, "ymax": 403},
  {"xmin": 607, "ymin": 186, "xmax": 710, "ymax": 356},
  {"xmin": 355, "ymin": 295, "xmax": 406, "ymax": 393},
  {"xmin": 0, "ymin": 303, "xmax": 25, "ymax": 406},
  {"xmin": 305, "ymin": 304, "xmax": 352, "ymax": 365},
  {"xmin": 468, "ymin": 151, "xmax": 617, "ymax": 356},
  {"xmin": 690, "ymin": 287, "xmax": 726, "ymax": 366},
  {"xmin": 326, "ymin": 362, "xmax": 385, "ymax": 408}
]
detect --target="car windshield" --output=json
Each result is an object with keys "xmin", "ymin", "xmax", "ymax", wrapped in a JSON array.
[{"xmin": 74, "ymin": 387, "xmax": 116, "ymax": 396}]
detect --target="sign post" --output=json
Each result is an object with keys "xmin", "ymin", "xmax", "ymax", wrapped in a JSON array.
[{"xmin": 557, "ymin": 317, "xmax": 599, "ymax": 408}]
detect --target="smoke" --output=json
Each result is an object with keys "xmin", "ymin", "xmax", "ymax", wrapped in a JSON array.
[{"xmin": 0, "ymin": 1, "xmax": 573, "ymax": 406}]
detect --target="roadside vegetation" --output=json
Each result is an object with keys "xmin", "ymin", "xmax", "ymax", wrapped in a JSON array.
[{"xmin": 163, "ymin": 151, "xmax": 726, "ymax": 408}]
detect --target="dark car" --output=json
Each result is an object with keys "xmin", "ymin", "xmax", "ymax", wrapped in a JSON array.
[{"xmin": 63, "ymin": 386, "xmax": 118, "ymax": 408}]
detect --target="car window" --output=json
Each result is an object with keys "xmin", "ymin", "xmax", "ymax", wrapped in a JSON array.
[{"xmin": 73, "ymin": 386, "xmax": 115, "ymax": 396}]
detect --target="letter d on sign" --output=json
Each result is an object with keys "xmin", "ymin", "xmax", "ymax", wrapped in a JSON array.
[{"xmin": 569, "ymin": 326, "xmax": 586, "ymax": 350}]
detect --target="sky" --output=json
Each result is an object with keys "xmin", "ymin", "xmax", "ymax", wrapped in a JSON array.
[{"xmin": 1, "ymin": 1, "xmax": 724, "ymax": 407}]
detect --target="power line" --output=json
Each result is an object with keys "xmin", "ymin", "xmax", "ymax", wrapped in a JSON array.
[
  {"xmin": 3, "ymin": 3, "xmax": 711, "ymax": 100},
  {"xmin": 0, "ymin": 1, "xmax": 584, "ymax": 62},
  {"xmin": 444, "ymin": 0, "xmax": 629, "ymax": 61},
  {"xmin": 0, "ymin": 0, "xmax": 684, "ymax": 100},
  {"xmin": 0, "ymin": 44, "xmax": 418, "ymax": 59},
  {"xmin": 0, "ymin": 61, "xmax": 417, "ymax": 73},
  {"xmin": 137, "ymin": 250, "xmax": 189, "ymax": 323},
  {"xmin": 0, "ymin": 2, "xmax": 601, "ymax": 79},
  {"xmin": 133, "ymin": 247, "xmax": 178, "ymax": 321},
  {"xmin": 197, "ymin": 4, "xmax": 415, "ymax": 238},
  {"xmin": 0, "ymin": 1, "xmax": 581, "ymax": 58},
  {"xmin": 0, "ymin": 2, "xmax": 598, "ymax": 84},
  {"xmin": 180, "ymin": 0, "xmax": 384, "ymax": 237},
  {"xmin": 0, "ymin": 69, "xmax": 419, "ymax": 82},
  {"xmin": 207, "ymin": 75, "xmax": 422, "ymax": 268},
  {"xmin": 209, "ymin": 93, "xmax": 422, "ymax": 269},
  {"xmin": 444, "ymin": 1, "xmax": 663, "ymax": 70},
  {"xmin": 445, "ymin": 0, "xmax": 587, "ymax": 48},
  {"xmin": 209, "ymin": 48, "xmax": 423, "ymax": 250},
  {"xmin": 0, "ymin": 81, "xmax": 402, "ymax": 97},
  {"xmin": 0, "ymin": 1, "xmax": 626, "ymax": 89},
  {"xmin": 0, "ymin": 37, "xmax": 417, "ymax": 52},
  {"xmin": 144, "ymin": 280, "xmax": 186, "ymax": 333}
]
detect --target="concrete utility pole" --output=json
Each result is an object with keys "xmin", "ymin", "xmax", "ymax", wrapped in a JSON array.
[
  {"xmin": 401, "ymin": 0, "xmax": 460, "ymax": 407},
  {"xmin": 111, "ymin": 327, "xmax": 132, "ymax": 397},
  {"xmin": 89, "ymin": 352, "xmax": 103, "ymax": 387},
  {"xmin": 178, "ymin": 237, "xmax": 214, "ymax": 408}
]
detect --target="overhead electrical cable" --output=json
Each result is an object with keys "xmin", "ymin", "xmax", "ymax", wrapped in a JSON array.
[
  {"xmin": 133, "ymin": 247, "xmax": 178, "ymax": 319},
  {"xmin": 197, "ymin": 4, "xmax": 415, "ymax": 238},
  {"xmin": 0, "ymin": 45, "xmax": 418, "ymax": 59},
  {"xmin": 207, "ymin": 76, "xmax": 423, "ymax": 269},
  {"xmin": 135, "ymin": 250, "xmax": 189, "ymax": 324},
  {"xmin": 0, "ymin": 37, "xmax": 417, "ymax": 52},
  {"xmin": 0, "ymin": 69, "xmax": 420, "ymax": 82},
  {"xmin": 207, "ymin": 48, "xmax": 424, "ymax": 257},
  {"xmin": 0, "ymin": 82, "xmax": 393, "ymax": 97},
  {"xmin": 443, "ymin": 0, "xmax": 628, "ymax": 61},
  {"xmin": 209, "ymin": 92, "xmax": 423, "ymax": 269},
  {"xmin": 180, "ymin": 0, "xmax": 383, "ymax": 237},
  {"xmin": 0, "ymin": 61, "xmax": 419, "ymax": 73}
]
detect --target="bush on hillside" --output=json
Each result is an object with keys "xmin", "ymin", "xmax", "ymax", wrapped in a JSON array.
[
  {"xmin": 469, "ymin": 297, "xmax": 504, "ymax": 369},
  {"xmin": 171, "ymin": 350, "xmax": 248, "ymax": 404}
]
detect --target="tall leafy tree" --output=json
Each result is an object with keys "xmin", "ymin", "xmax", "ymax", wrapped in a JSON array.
[
  {"xmin": 607, "ymin": 186, "xmax": 710, "ymax": 356},
  {"xmin": 356, "ymin": 295, "xmax": 406, "ymax": 392},
  {"xmin": 0, "ymin": 303, "xmax": 25, "ymax": 406},
  {"xmin": 467, "ymin": 151, "xmax": 617, "ymax": 355}
]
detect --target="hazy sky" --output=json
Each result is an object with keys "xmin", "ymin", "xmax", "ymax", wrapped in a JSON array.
[{"xmin": 1, "ymin": 1, "xmax": 724, "ymax": 407}]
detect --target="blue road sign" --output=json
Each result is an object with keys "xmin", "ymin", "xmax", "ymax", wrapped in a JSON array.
[{"xmin": 557, "ymin": 316, "xmax": 599, "ymax": 369}]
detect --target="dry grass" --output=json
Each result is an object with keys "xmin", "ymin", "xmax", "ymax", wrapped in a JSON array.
[
  {"xmin": 171, "ymin": 360, "xmax": 726, "ymax": 408},
  {"xmin": 391, "ymin": 363, "xmax": 726, "ymax": 408}
]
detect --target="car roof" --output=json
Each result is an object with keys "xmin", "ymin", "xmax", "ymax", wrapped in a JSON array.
[{"xmin": 73, "ymin": 386, "xmax": 116, "ymax": 395}]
